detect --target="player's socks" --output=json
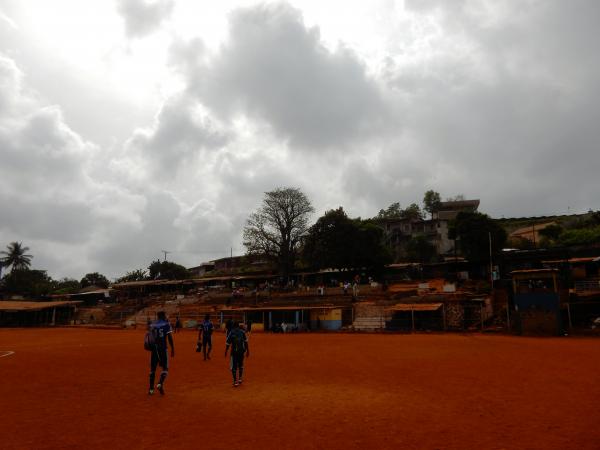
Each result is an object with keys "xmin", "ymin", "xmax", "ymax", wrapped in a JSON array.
[
  {"xmin": 159, "ymin": 371, "xmax": 167, "ymax": 384},
  {"xmin": 157, "ymin": 372, "xmax": 167, "ymax": 394},
  {"xmin": 149, "ymin": 372, "xmax": 155, "ymax": 391}
]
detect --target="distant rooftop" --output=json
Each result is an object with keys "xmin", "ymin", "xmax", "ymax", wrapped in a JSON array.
[
  {"xmin": 432, "ymin": 199, "xmax": 480, "ymax": 220},
  {"xmin": 436, "ymin": 199, "xmax": 480, "ymax": 211}
]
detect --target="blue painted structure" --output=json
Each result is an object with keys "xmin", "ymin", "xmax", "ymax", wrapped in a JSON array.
[{"xmin": 512, "ymin": 269, "xmax": 564, "ymax": 335}]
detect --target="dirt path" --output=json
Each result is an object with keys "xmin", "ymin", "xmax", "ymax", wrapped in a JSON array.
[{"xmin": 1, "ymin": 328, "xmax": 599, "ymax": 449}]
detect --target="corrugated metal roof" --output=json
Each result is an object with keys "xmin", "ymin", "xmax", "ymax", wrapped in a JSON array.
[
  {"xmin": 542, "ymin": 257, "xmax": 600, "ymax": 264},
  {"xmin": 0, "ymin": 301, "xmax": 82, "ymax": 312},
  {"xmin": 221, "ymin": 305, "xmax": 342, "ymax": 312},
  {"xmin": 112, "ymin": 279, "xmax": 198, "ymax": 288},
  {"xmin": 391, "ymin": 303, "xmax": 443, "ymax": 311},
  {"xmin": 510, "ymin": 269, "xmax": 559, "ymax": 274}
]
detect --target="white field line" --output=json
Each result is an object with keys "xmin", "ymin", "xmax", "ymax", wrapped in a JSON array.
[{"xmin": 0, "ymin": 351, "xmax": 15, "ymax": 358}]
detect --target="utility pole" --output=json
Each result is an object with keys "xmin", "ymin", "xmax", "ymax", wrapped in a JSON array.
[
  {"xmin": 488, "ymin": 232, "xmax": 493, "ymax": 288},
  {"xmin": 161, "ymin": 250, "xmax": 171, "ymax": 261}
]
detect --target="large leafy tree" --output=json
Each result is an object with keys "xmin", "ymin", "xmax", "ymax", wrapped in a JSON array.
[
  {"xmin": 403, "ymin": 203, "xmax": 423, "ymax": 220},
  {"xmin": 423, "ymin": 190, "xmax": 442, "ymax": 219},
  {"xmin": 353, "ymin": 221, "xmax": 393, "ymax": 271},
  {"xmin": 53, "ymin": 278, "xmax": 82, "ymax": 295},
  {"xmin": 80, "ymin": 272, "xmax": 110, "ymax": 289},
  {"xmin": 1, "ymin": 242, "xmax": 33, "ymax": 273},
  {"xmin": 2, "ymin": 269, "xmax": 55, "ymax": 297},
  {"xmin": 406, "ymin": 235, "xmax": 437, "ymax": 263},
  {"xmin": 243, "ymin": 187, "xmax": 314, "ymax": 277},
  {"xmin": 376, "ymin": 202, "xmax": 403, "ymax": 219},
  {"xmin": 376, "ymin": 202, "xmax": 423, "ymax": 221},
  {"xmin": 302, "ymin": 208, "xmax": 357, "ymax": 270},
  {"xmin": 116, "ymin": 269, "xmax": 148, "ymax": 283},
  {"xmin": 148, "ymin": 260, "xmax": 189, "ymax": 280},
  {"xmin": 303, "ymin": 208, "xmax": 392, "ymax": 271},
  {"xmin": 454, "ymin": 212, "xmax": 507, "ymax": 261}
]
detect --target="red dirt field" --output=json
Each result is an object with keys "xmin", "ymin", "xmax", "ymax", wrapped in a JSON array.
[{"xmin": 1, "ymin": 328, "xmax": 599, "ymax": 450}]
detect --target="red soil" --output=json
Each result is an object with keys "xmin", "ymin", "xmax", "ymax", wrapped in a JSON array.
[{"xmin": 1, "ymin": 328, "xmax": 599, "ymax": 449}]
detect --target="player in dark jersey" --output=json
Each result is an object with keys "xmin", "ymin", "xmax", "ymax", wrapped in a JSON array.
[
  {"xmin": 225, "ymin": 318, "xmax": 233, "ymax": 338},
  {"xmin": 148, "ymin": 311, "xmax": 175, "ymax": 395},
  {"xmin": 197, "ymin": 314, "xmax": 214, "ymax": 360},
  {"xmin": 225, "ymin": 321, "xmax": 249, "ymax": 387}
]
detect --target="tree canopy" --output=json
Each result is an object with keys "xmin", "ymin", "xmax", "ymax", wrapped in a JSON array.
[
  {"xmin": 2, "ymin": 269, "xmax": 55, "ymax": 297},
  {"xmin": 1, "ymin": 242, "xmax": 33, "ymax": 273},
  {"xmin": 423, "ymin": 190, "xmax": 441, "ymax": 218},
  {"xmin": 453, "ymin": 212, "xmax": 507, "ymax": 261},
  {"xmin": 376, "ymin": 202, "xmax": 402, "ymax": 219},
  {"xmin": 148, "ymin": 260, "xmax": 189, "ymax": 280},
  {"xmin": 53, "ymin": 278, "xmax": 82, "ymax": 295},
  {"xmin": 116, "ymin": 269, "xmax": 148, "ymax": 283},
  {"xmin": 405, "ymin": 235, "xmax": 437, "ymax": 263},
  {"xmin": 303, "ymin": 208, "xmax": 391, "ymax": 271},
  {"xmin": 80, "ymin": 272, "xmax": 110, "ymax": 289},
  {"xmin": 243, "ymin": 187, "xmax": 314, "ymax": 277},
  {"xmin": 375, "ymin": 202, "xmax": 423, "ymax": 221}
]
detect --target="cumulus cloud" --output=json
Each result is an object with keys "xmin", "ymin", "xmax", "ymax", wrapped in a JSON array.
[
  {"xmin": 3, "ymin": 0, "xmax": 600, "ymax": 280},
  {"xmin": 172, "ymin": 3, "xmax": 390, "ymax": 150},
  {"xmin": 124, "ymin": 94, "xmax": 229, "ymax": 177},
  {"xmin": 0, "ymin": 54, "xmax": 196, "ymax": 278},
  {"xmin": 353, "ymin": 0, "xmax": 600, "ymax": 217},
  {"xmin": 117, "ymin": 0, "xmax": 174, "ymax": 38}
]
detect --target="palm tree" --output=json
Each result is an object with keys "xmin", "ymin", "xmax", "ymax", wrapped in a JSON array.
[{"xmin": 0, "ymin": 242, "xmax": 33, "ymax": 273}]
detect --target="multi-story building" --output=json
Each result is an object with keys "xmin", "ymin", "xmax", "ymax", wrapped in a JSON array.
[{"xmin": 382, "ymin": 199, "xmax": 480, "ymax": 261}]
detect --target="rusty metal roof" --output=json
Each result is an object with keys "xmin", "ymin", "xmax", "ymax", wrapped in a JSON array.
[
  {"xmin": 0, "ymin": 301, "xmax": 82, "ymax": 312},
  {"xmin": 221, "ymin": 305, "xmax": 342, "ymax": 312},
  {"xmin": 510, "ymin": 269, "xmax": 559, "ymax": 275},
  {"xmin": 391, "ymin": 303, "xmax": 443, "ymax": 311},
  {"xmin": 542, "ymin": 257, "xmax": 600, "ymax": 264}
]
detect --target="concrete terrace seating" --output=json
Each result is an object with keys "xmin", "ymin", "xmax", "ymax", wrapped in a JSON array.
[{"xmin": 352, "ymin": 316, "xmax": 387, "ymax": 331}]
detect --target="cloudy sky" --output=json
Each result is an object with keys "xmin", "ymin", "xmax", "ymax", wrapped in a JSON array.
[{"xmin": 0, "ymin": 0, "xmax": 598, "ymax": 280}]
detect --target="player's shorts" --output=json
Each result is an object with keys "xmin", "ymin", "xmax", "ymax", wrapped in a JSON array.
[
  {"xmin": 202, "ymin": 335, "xmax": 212, "ymax": 347},
  {"xmin": 230, "ymin": 352, "xmax": 245, "ymax": 371},
  {"xmin": 150, "ymin": 347, "xmax": 169, "ymax": 371}
]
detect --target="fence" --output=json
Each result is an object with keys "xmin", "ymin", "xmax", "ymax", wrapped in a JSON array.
[{"xmin": 574, "ymin": 280, "xmax": 600, "ymax": 294}]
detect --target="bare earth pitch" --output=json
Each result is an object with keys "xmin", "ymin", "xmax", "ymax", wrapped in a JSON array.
[{"xmin": 1, "ymin": 328, "xmax": 599, "ymax": 449}]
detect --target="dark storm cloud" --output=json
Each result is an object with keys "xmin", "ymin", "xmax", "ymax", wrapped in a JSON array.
[
  {"xmin": 90, "ymin": 191, "xmax": 182, "ymax": 273},
  {"xmin": 173, "ymin": 3, "xmax": 389, "ymax": 150},
  {"xmin": 0, "ymin": 58, "xmax": 98, "ymax": 246},
  {"xmin": 0, "ymin": 53, "xmax": 188, "ymax": 278},
  {"xmin": 117, "ymin": 0, "xmax": 174, "ymax": 38},
  {"xmin": 0, "ymin": 192, "xmax": 95, "ymax": 243},
  {"xmin": 380, "ymin": 0, "xmax": 600, "ymax": 217},
  {"xmin": 0, "ymin": 107, "xmax": 91, "ymax": 198}
]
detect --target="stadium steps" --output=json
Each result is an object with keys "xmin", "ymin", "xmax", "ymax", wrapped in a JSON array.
[{"xmin": 352, "ymin": 317, "xmax": 387, "ymax": 331}]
